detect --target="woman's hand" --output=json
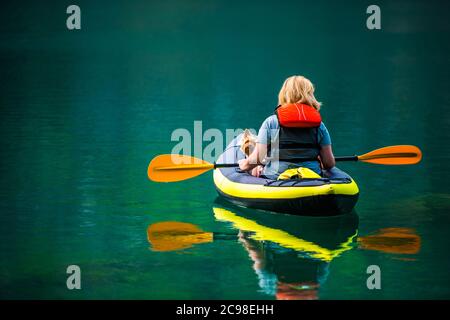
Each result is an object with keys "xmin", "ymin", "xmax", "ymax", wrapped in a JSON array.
[
  {"xmin": 251, "ymin": 165, "xmax": 264, "ymax": 177},
  {"xmin": 239, "ymin": 143, "xmax": 268, "ymax": 172},
  {"xmin": 239, "ymin": 159, "xmax": 263, "ymax": 177},
  {"xmin": 238, "ymin": 158, "xmax": 249, "ymax": 171}
]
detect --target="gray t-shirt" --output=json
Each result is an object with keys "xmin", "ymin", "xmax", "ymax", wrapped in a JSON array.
[{"xmin": 257, "ymin": 115, "xmax": 331, "ymax": 177}]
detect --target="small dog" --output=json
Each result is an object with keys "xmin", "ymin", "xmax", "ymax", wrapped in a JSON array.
[
  {"xmin": 240, "ymin": 129, "xmax": 257, "ymax": 157},
  {"xmin": 240, "ymin": 129, "xmax": 264, "ymax": 177}
]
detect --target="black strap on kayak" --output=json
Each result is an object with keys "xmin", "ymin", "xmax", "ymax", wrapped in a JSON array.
[{"xmin": 213, "ymin": 163, "xmax": 240, "ymax": 169}]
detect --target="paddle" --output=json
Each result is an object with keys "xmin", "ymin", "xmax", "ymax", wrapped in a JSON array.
[
  {"xmin": 147, "ymin": 220, "xmax": 420, "ymax": 255},
  {"xmin": 148, "ymin": 145, "xmax": 422, "ymax": 182}
]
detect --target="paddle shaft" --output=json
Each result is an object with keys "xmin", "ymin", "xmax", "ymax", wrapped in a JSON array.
[
  {"xmin": 214, "ymin": 155, "xmax": 358, "ymax": 168},
  {"xmin": 213, "ymin": 233, "xmax": 238, "ymax": 240},
  {"xmin": 335, "ymin": 156, "xmax": 359, "ymax": 161}
]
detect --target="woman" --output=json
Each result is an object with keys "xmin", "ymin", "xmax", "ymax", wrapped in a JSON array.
[{"xmin": 239, "ymin": 75, "xmax": 335, "ymax": 178}]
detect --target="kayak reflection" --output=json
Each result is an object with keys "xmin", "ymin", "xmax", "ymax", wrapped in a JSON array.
[
  {"xmin": 213, "ymin": 201, "xmax": 359, "ymax": 300},
  {"xmin": 146, "ymin": 205, "xmax": 421, "ymax": 299}
]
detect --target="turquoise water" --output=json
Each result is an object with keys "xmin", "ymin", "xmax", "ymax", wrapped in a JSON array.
[{"xmin": 0, "ymin": 0, "xmax": 449, "ymax": 299}]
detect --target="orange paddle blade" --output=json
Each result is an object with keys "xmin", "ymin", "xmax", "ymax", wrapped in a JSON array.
[
  {"xmin": 358, "ymin": 145, "xmax": 422, "ymax": 165},
  {"xmin": 358, "ymin": 228, "xmax": 421, "ymax": 255},
  {"xmin": 147, "ymin": 154, "xmax": 214, "ymax": 182},
  {"xmin": 147, "ymin": 221, "xmax": 213, "ymax": 252}
]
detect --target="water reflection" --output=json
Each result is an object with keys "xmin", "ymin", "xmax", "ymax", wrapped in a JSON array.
[
  {"xmin": 213, "ymin": 203, "xmax": 359, "ymax": 300},
  {"xmin": 146, "ymin": 204, "xmax": 421, "ymax": 299}
]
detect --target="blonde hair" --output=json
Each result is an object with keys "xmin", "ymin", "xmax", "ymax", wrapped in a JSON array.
[{"xmin": 278, "ymin": 75, "xmax": 322, "ymax": 110}]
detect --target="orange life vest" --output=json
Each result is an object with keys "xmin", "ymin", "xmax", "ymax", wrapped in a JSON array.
[{"xmin": 276, "ymin": 103, "xmax": 322, "ymax": 128}]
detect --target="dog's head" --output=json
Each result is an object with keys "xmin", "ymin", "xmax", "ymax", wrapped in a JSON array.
[{"xmin": 240, "ymin": 129, "xmax": 257, "ymax": 157}]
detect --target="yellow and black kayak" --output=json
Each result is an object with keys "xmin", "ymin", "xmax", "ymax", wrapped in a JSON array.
[{"xmin": 213, "ymin": 136, "xmax": 359, "ymax": 215}]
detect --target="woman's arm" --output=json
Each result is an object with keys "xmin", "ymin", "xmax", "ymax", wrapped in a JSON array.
[
  {"xmin": 239, "ymin": 143, "xmax": 268, "ymax": 171},
  {"xmin": 319, "ymin": 145, "xmax": 336, "ymax": 169}
]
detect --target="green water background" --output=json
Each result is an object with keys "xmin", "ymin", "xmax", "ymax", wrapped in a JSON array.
[{"xmin": 0, "ymin": 0, "xmax": 449, "ymax": 299}]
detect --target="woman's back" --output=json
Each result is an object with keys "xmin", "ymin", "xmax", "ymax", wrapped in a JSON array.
[{"xmin": 257, "ymin": 114, "xmax": 331, "ymax": 178}]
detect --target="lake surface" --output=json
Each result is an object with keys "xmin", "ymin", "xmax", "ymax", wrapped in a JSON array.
[{"xmin": 0, "ymin": 0, "xmax": 449, "ymax": 299}]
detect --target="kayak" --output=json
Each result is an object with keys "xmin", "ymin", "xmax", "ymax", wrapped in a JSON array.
[{"xmin": 213, "ymin": 135, "xmax": 359, "ymax": 215}]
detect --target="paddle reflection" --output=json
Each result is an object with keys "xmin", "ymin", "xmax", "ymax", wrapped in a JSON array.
[
  {"xmin": 147, "ymin": 221, "xmax": 214, "ymax": 252},
  {"xmin": 146, "ymin": 205, "xmax": 421, "ymax": 300},
  {"xmin": 358, "ymin": 227, "xmax": 421, "ymax": 255}
]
